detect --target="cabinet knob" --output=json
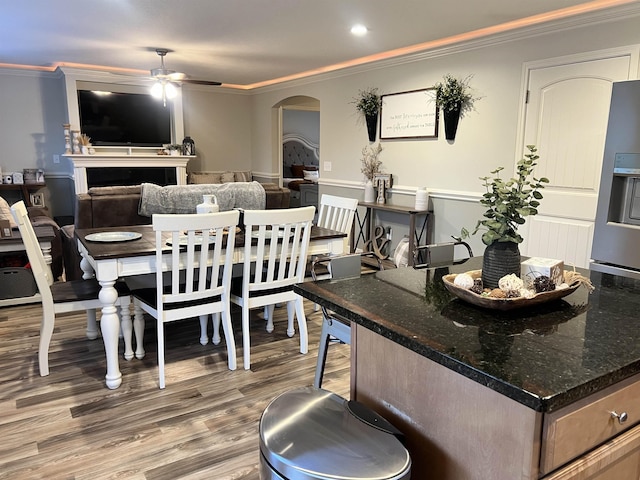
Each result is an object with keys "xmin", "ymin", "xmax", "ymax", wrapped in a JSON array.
[{"xmin": 610, "ymin": 410, "xmax": 628, "ymax": 424}]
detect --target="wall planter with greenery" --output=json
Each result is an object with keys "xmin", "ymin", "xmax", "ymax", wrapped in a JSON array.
[
  {"xmin": 434, "ymin": 74, "xmax": 479, "ymax": 140},
  {"xmin": 354, "ymin": 87, "xmax": 382, "ymax": 142},
  {"xmin": 461, "ymin": 145, "xmax": 549, "ymax": 288}
]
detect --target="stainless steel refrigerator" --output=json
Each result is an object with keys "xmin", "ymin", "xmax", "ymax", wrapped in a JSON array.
[{"xmin": 592, "ymin": 79, "xmax": 640, "ymax": 279}]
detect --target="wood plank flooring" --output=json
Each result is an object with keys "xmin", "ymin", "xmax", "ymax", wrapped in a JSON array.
[{"xmin": 0, "ymin": 301, "xmax": 350, "ymax": 479}]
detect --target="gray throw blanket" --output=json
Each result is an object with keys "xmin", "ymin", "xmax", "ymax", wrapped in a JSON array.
[{"xmin": 139, "ymin": 182, "xmax": 266, "ymax": 216}]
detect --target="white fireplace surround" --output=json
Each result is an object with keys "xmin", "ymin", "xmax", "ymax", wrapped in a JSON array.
[
  {"xmin": 60, "ymin": 67, "xmax": 191, "ymax": 194},
  {"xmin": 65, "ymin": 151, "xmax": 193, "ymax": 194}
]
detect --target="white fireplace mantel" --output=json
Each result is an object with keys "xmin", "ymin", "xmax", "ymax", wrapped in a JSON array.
[{"xmin": 64, "ymin": 153, "xmax": 194, "ymax": 194}]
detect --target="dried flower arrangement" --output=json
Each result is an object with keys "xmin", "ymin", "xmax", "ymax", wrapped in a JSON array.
[
  {"xmin": 78, "ymin": 133, "xmax": 92, "ymax": 146},
  {"xmin": 360, "ymin": 143, "xmax": 383, "ymax": 181}
]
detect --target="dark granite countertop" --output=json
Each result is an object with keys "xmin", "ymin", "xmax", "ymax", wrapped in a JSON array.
[{"xmin": 294, "ymin": 257, "xmax": 640, "ymax": 412}]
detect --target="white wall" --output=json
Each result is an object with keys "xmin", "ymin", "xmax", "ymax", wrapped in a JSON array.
[
  {"xmin": 181, "ymin": 87, "xmax": 253, "ymax": 172},
  {"xmin": 247, "ymin": 12, "xmax": 640, "ymax": 255},
  {"xmin": 0, "ymin": 69, "xmax": 71, "ymax": 214},
  {"xmin": 1, "ymin": 8, "xmax": 639, "ymax": 236},
  {"xmin": 283, "ymin": 109, "xmax": 320, "ymax": 143},
  {"xmin": 0, "ymin": 70, "xmax": 66, "ymax": 174}
]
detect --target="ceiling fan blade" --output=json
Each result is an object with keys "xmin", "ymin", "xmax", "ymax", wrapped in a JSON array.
[
  {"xmin": 168, "ymin": 71, "xmax": 188, "ymax": 81},
  {"xmin": 182, "ymin": 79, "xmax": 222, "ymax": 86},
  {"xmin": 149, "ymin": 49, "xmax": 222, "ymax": 86}
]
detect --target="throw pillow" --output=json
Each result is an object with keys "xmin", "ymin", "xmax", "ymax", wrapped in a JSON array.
[
  {"xmin": 189, "ymin": 172, "xmax": 223, "ymax": 184},
  {"xmin": 234, "ymin": 171, "xmax": 252, "ymax": 182},
  {"xmin": 0, "ymin": 196, "xmax": 17, "ymax": 229},
  {"xmin": 291, "ymin": 164, "xmax": 306, "ymax": 178},
  {"xmin": 303, "ymin": 170, "xmax": 319, "ymax": 181},
  {"xmin": 221, "ymin": 172, "xmax": 236, "ymax": 183},
  {"xmin": 303, "ymin": 165, "xmax": 319, "ymax": 171}
]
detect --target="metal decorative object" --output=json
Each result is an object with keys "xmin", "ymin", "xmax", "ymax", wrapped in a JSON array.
[
  {"xmin": 373, "ymin": 173, "xmax": 392, "ymax": 204},
  {"xmin": 182, "ymin": 136, "xmax": 195, "ymax": 156}
]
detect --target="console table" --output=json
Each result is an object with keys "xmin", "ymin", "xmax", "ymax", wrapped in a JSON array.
[
  {"xmin": 0, "ymin": 225, "xmax": 55, "ymax": 307},
  {"xmin": 0, "ymin": 183, "xmax": 46, "ymax": 207},
  {"xmin": 352, "ymin": 202, "xmax": 431, "ymax": 267}
]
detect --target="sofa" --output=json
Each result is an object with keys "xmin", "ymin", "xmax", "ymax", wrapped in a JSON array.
[
  {"xmin": 61, "ymin": 177, "xmax": 291, "ymax": 280},
  {"xmin": 187, "ymin": 171, "xmax": 290, "ymax": 209}
]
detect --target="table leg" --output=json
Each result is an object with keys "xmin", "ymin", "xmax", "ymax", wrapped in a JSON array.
[
  {"xmin": 79, "ymin": 252, "xmax": 100, "ymax": 340},
  {"xmin": 133, "ymin": 301, "xmax": 145, "ymax": 359},
  {"xmin": 121, "ymin": 304, "xmax": 134, "ymax": 361},
  {"xmin": 98, "ymin": 279, "xmax": 123, "ymax": 389},
  {"xmin": 80, "ymin": 252, "xmax": 94, "ymax": 280},
  {"xmin": 366, "ymin": 207, "xmax": 373, "ymax": 249},
  {"xmin": 408, "ymin": 213, "xmax": 417, "ymax": 267}
]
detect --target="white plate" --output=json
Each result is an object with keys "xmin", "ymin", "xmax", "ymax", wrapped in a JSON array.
[
  {"xmin": 251, "ymin": 230, "xmax": 289, "ymax": 239},
  {"xmin": 85, "ymin": 231, "xmax": 142, "ymax": 243},
  {"xmin": 166, "ymin": 235, "xmax": 215, "ymax": 246}
]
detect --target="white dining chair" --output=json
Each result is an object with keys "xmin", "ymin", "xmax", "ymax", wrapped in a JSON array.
[
  {"xmin": 129, "ymin": 210, "xmax": 239, "ymax": 388},
  {"xmin": 316, "ymin": 194, "xmax": 359, "ymax": 247},
  {"xmin": 10, "ymin": 201, "xmax": 135, "ymax": 377},
  {"xmin": 230, "ymin": 206, "xmax": 315, "ymax": 370},
  {"xmin": 265, "ymin": 194, "xmax": 358, "ymax": 317}
]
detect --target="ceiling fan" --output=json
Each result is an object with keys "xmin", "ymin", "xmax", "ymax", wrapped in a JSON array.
[{"xmin": 150, "ymin": 48, "xmax": 221, "ymax": 104}]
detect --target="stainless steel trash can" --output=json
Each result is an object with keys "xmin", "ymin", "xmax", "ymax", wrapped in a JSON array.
[{"xmin": 259, "ymin": 387, "xmax": 411, "ymax": 480}]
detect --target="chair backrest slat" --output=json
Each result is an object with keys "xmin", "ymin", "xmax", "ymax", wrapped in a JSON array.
[
  {"xmin": 242, "ymin": 206, "xmax": 315, "ymax": 294},
  {"xmin": 317, "ymin": 194, "xmax": 358, "ymax": 244},
  {"xmin": 152, "ymin": 210, "xmax": 239, "ymax": 312}
]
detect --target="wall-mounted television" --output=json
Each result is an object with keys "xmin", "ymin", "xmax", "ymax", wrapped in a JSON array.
[{"xmin": 77, "ymin": 90, "xmax": 172, "ymax": 147}]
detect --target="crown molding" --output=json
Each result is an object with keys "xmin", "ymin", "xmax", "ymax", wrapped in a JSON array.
[{"xmin": 253, "ymin": 2, "xmax": 640, "ymax": 94}]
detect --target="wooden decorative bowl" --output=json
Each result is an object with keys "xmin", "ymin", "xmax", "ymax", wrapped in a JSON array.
[{"xmin": 442, "ymin": 270, "xmax": 581, "ymax": 311}]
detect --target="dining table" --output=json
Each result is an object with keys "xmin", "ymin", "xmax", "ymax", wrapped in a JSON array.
[{"xmin": 75, "ymin": 223, "xmax": 348, "ymax": 389}]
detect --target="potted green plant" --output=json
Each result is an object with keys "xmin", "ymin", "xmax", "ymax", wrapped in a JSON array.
[
  {"xmin": 461, "ymin": 145, "xmax": 549, "ymax": 288},
  {"xmin": 166, "ymin": 144, "xmax": 184, "ymax": 155},
  {"xmin": 434, "ymin": 74, "xmax": 479, "ymax": 140},
  {"xmin": 353, "ymin": 87, "xmax": 382, "ymax": 142}
]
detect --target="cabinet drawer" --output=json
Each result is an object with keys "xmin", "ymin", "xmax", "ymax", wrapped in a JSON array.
[
  {"xmin": 541, "ymin": 374, "xmax": 640, "ymax": 474},
  {"xmin": 543, "ymin": 423, "xmax": 640, "ymax": 480}
]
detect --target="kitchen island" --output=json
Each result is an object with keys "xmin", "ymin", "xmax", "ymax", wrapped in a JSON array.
[{"xmin": 295, "ymin": 258, "xmax": 640, "ymax": 479}]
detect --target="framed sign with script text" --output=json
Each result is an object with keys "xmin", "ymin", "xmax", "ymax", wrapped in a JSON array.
[{"xmin": 380, "ymin": 88, "xmax": 438, "ymax": 139}]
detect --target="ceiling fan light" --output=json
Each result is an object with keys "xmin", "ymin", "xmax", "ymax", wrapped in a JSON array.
[
  {"xmin": 150, "ymin": 81, "xmax": 163, "ymax": 99},
  {"xmin": 165, "ymin": 82, "xmax": 177, "ymax": 99}
]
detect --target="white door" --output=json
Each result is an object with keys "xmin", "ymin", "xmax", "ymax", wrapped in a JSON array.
[{"xmin": 520, "ymin": 50, "xmax": 634, "ymax": 268}]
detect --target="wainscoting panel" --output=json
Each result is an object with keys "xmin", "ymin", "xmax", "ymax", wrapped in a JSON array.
[{"xmin": 523, "ymin": 216, "xmax": 594, "ymax": 269}]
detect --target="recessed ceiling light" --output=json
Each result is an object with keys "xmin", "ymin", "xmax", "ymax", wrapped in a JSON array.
[{"xmin": 350, "ymin": 24, "xmax": 368, "ymax": 36}]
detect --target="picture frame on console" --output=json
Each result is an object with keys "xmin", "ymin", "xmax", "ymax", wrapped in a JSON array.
[{"xmin": 30, "ymin": 192, "xmax": 45, "ymax": 207}]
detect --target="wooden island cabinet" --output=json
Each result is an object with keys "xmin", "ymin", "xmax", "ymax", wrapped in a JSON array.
[{"xmin": 295, "ymin": 258, "xmax": 640, "ymax": 479}]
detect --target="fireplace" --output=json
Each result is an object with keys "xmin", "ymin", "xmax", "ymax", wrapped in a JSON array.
[
  {"xmin": 65, "ymin": 151, "xmax": 191, "ymax": 194},
  {"xmin": 87, "ymin": 167, "xmax": 177, "ymax": 188}
]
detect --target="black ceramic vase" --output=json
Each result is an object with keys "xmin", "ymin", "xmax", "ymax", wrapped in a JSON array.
[
  {"xmin": 443, "ymin": 104, "xmax": 461, "ymax": 140},
  {"xmin": 365, "ymin": 114, "xmax": 378, "ymax": 142},
  {"xmin": 482, "ymin": 241, "xmax": 521, "ymax": 289}
]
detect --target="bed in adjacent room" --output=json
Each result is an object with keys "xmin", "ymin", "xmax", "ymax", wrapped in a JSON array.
[{"xmin": 282, "ymin": 133, "xmax": 319, "ymax": 208}]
